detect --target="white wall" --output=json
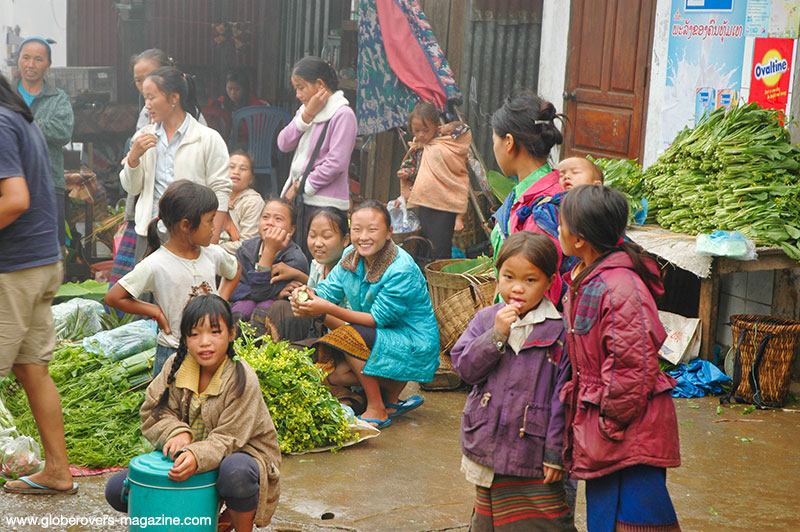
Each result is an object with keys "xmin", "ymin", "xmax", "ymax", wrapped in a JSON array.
[
  {"xmin": 1, "ymin": 0, "xmax": 68, "ymax": 78},
  {"xmin": 538, "ymin": 0, "xmax": 572, "ymax": 161}
]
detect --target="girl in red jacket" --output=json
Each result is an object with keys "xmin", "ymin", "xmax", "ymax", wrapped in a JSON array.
[{"xmin": 558, "ymin": 185, "xmax": 681, "ymax": 532}]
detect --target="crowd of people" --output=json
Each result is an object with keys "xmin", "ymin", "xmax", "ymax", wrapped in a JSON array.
[{"xmin": 0, "ymin": 39, "xmax": 682, "ymax": 532}]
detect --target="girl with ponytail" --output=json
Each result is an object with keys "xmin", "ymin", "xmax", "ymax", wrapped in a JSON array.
[
  {"xmin": 278, "ymin": 55, "xmax": 356, "ymax": 261},
  {"xmin": 105, "ymin": 295, "xmax": 282, "ymax": 531},
  {"xmin": 558, "ymin": 185, "xmax": 682, "ymax": 532},
  {"xmin": 105, "ymin": 180, "xmax": 241, "ymax": 377},
  {"xmin": 121, "ymin": 66, "xmax": 232, "ymax": 264}
]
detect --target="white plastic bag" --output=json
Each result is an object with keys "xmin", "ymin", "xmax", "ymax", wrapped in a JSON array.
[
  {"xmin": 658, "ymin": 311, "xmax": 702, "ymax": 365},
  {"xmin": 1, "ymin": 435, "xmax": 43, "ymax": 477},
  {"xmin": 696, "ymin": 231, "xmax": 757, "ymax": 260},
  {"xmin": 82, "ymin": 319, "xmax": 158, "ymax": 361},
  {"xmin": 52, "ymin": 298, "xmax": 105, "ymax": 341},
  {"xmin": 388, "ymin": 195, "xmax": 420, "ymax": 233}
]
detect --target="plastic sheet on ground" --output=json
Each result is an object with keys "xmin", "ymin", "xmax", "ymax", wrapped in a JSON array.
[
  {"xmin": 288, "ymin": 418, "xmax": 381, "ymax": 455},
  {"xmin": 668, "ymin": 358, "xmax": 731, "ymax": 398}
]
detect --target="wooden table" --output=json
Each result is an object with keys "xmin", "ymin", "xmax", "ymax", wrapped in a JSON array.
[{"xmin": 626, "ymin": 225, "xmax": 799, "ymax": 360}]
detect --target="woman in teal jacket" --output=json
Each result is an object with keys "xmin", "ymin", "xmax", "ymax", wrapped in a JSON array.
[
  {"xmin": 290, "ymin": 201, "xmax": 439, "ymax": 429},
  {"xmin": 15, "ymin": 37, "xmax": 74, "ymax": 248}
]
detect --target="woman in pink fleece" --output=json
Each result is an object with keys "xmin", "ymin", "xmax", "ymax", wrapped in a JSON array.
[{"xmin": 279, "ymin": 56, "xmax": 357, "ymax": 261}]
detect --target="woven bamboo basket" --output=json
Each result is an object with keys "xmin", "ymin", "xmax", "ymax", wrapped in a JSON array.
[
  {"xmin": 424, "ymin": 259, "xmax": 493, "ymax": 309},
  {"xmin": 726, "ymin": 314, "xmax": 800, "ymax": 407},
  {"xmin": 435, "ymin": 280, "xmax": 497, "ymax": 354},
  {"xmin": 421, "ymin": 279, "xmax": 495, "ymax": 392}
]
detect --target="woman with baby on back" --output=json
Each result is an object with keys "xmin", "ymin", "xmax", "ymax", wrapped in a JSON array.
[
  {"xmin": 490, "ymin": 90, "xmax": 571, "ymax": 304},
  {"xmin": 396, "ymin": 101, "xmax": 472, "ymax": 260},
  {"xmin": 105, "ymin": 294, "xmax": 281, "ymax": 532},
  {"xmin": 558, "ymin": 185, "xmax": 681, "ymax": 532},
  {"xmin": 106, "ymin": 180, "xmax": 241, "ymax": 377}
]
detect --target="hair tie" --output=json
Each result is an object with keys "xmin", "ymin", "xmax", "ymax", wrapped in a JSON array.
[
  {"xmin": 616, "ymin": 237, "xmax": 624, "ymax": 246},
  {"xmin": 534, "ymin": 119, "xmax": 550, "ymax": 125}
]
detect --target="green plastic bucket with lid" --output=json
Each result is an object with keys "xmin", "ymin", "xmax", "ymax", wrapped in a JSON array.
[{"xmin": 123, "ymin": 451, "xmax": 218, "ymax": 531}]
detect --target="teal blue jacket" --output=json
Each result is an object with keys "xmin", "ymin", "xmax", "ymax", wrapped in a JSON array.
[
  {"xmin": 14, "ymin": 80, "xmax": 74, "ymax": 192},
  {"xmin": 315, "ymin": 242, "xmax": 440, "ymax": 382}
]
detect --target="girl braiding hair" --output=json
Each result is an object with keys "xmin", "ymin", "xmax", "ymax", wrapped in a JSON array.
[{"xmin": 151, "ymin": 294, "xmax": 246, "ymax": 420}]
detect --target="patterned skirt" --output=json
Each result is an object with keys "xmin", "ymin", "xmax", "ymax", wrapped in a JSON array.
[
  {"xmin": 470, "ymin": 475, "xmax": 576, "ymax": 532},
  {"xmin": 585, "ymin": 465, "xmax": 681, "ymax": 532},
  {"xmin": 313, "ymin": 324, "xmax": 376, "ymax": 376}
]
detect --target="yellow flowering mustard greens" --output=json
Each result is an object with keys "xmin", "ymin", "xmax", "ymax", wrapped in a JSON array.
[{"xmin": 235, "ymin": 324, "xmax": 355, "ymax": 454}]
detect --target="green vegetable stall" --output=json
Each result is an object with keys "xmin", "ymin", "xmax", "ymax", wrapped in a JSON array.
[{"xmin": 593, "ymin": 103, "xmax": 800, "ymax": 360}]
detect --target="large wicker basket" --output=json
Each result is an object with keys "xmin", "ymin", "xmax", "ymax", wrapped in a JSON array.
[
  {"xmin": 723, "ymin": 314, "xmax": 800, "ymax": 407},
  {"xmin": 435, "ymin": 280, "xmax": 496, "ymax": 354},
  {"xmin": 424, "ymin": 259, "xmax": 493, "ymax": 309},
  {"xmin": 421, "ymin": 278, "xmax": 495, "ymax": 392}
]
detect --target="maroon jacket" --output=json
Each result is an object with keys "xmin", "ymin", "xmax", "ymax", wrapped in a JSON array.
[{"xmin": 560, "ymin": 252, "xmax": 680, "ymax": 479}]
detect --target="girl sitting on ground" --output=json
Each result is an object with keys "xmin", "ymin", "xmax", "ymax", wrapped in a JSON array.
[
  {"xmin": 559, "ymin": 185, "xmax": 681, "ymax": 532},
  {"xmin": 105, "ymin": 294, "xmax": 281, "ymax": 532},
  {"xmin": 397, "ymin": 102, "xmax": 471, "ymax": 260},
  {"xmin": 219, "ymin": 151, "xmax": 265, "ymax": 255},
  {"xmin": 105, "ymin": 180, "xmax": 241, "ymax": 377},
  {"xmin": 229, "ymin": 197, "xmax": 308, "ymax": 325},
  {"xmin": 450, "ymin": 231, "xmax": 576, "ymax": 532},
  {"xmin": 257, "ymin": 207, "xmax": 350, "ymax": 344},
  {"xmin": 289, "ymin": 201, "xmax": 439, "ymax": 428}
]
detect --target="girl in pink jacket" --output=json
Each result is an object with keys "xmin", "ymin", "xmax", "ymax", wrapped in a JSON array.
[{"xmin": 558, "ymin": 185, "xmax": 681, "ymax": 532}]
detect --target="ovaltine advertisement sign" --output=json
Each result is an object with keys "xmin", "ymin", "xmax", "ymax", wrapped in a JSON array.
[{"xmin": 748, "ymin": 37, "xmax": 794, "ymax": 114}]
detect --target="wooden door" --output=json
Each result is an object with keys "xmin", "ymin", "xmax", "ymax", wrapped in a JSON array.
[{"xmin": 562, "ymin": 0, "xmax": 655, "ymax": 161}]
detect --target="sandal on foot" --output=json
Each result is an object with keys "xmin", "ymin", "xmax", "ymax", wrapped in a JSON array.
[
  {"xmin": 357, "ymin": 415, "xmax": 392, "ymax": 429},
  {"xmin": 384, "ymin": 395, "xmax": 424, "ymax": 419},
  {"xmin": 3, "ymin": 476, "xmax": 78, "ymax": 495}
]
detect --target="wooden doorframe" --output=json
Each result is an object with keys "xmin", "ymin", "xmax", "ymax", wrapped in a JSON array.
[
  {"xmin": 562, "ymin": 0, "xmax": 658, "ymax": 162},
  {"xmin": 637, "ymin": 1, "xmax": 657, "ymax": 163}
]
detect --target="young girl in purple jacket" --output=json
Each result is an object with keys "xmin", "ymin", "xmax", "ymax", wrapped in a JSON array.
[
  {"xmin": 558, "ymin": 185, "xmax": 681, "ymax": 532},
  {"xmin": 450, "ymin": 232, "xmax": 576, "ymax": 532}
]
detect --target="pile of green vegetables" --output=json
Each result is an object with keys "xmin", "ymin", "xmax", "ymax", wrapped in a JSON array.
[
  {"xmin": 235, "ymin": 325, "xmax": 355, "ymax": 454},
  {"xmin": 595, "ymin": 103, "xmax": 800, "ymax": 259},
  {"xmin": 0, "ymin": 343, "xmax": 154, "ymax": 468}
]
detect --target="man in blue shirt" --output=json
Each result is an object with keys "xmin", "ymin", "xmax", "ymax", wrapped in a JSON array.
[{"xmin": 0, "ymin": 73, "xmax": 77, "ymax": 495}]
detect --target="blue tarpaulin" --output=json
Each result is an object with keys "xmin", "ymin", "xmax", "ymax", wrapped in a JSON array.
[{"xmin": 668, "ymin": 358, "xmax": 731, "ymax": 398}]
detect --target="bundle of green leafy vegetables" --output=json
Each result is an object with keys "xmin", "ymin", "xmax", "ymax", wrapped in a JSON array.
[
  {"xmin": 0, "ymin": 343, "xmax": 153, "ymax": 468},
  {"xmin": 591, "ymin": 104, "xmax": 800, "ymax": 259},
  {"xmin": 235, "ymin": 325, "xmax": 355, "ymax": 454}
]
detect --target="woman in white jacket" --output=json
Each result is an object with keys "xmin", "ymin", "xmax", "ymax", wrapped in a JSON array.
[{"xmin": 121, "ymin": 67, "xmax": 231, "ymax": 261}]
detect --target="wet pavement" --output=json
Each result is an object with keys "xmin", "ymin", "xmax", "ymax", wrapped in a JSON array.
[{"xmin": 1, "ymin": 381, "xmax": 799, "ymax": 531}]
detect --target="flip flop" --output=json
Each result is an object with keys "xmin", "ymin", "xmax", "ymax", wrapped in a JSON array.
[
  {"xmin": 3, "ymin": 476, "xmax": 78, "ymax": 495},
  {"xmin": 357, "ymin": 415, "xmax": 392, "ymax": 430},
  {"xmin": 384, "ymin": 395, "xmax": 424, "ymax": 419}
]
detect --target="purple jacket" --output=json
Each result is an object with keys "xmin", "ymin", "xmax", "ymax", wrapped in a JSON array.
[
  {"xmin": 277, "ymin": 105, "xmax": 356, "ymax": 212},
  {"xmin": 561, "ymin": 252, "xmax": 680, "ymax": 480},
  {"xmin": 450, "ymin": 303, "xmax": 571, "ymax": 478}
]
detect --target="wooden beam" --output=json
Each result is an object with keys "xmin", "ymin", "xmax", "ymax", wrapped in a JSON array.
[
  {"xmin": 372, "ymin": 130, "xmax": 395, "ymax": 203},
  {"xmin": 698, "ymin": 264, "xmax": 720, "ymax": 361}
]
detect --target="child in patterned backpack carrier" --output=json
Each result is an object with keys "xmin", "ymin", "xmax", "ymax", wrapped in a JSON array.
[
  {"xmin": 396, "ymin": 101, "xmax": 472, "ymax": 260},
  {"xmin": 558, "ymin": 185, "xmax": 681, "ymax": 532},
  {"xmin": 104, "ymin": 295, "xmax": 281, "ymax": 531},
  {"xmin": 105, "ymin": 180, "xmax": 242, "ymax": 377},
  {"xmin": 450, "ymin": 231, "xmax": 576, "ymax": 532}
]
